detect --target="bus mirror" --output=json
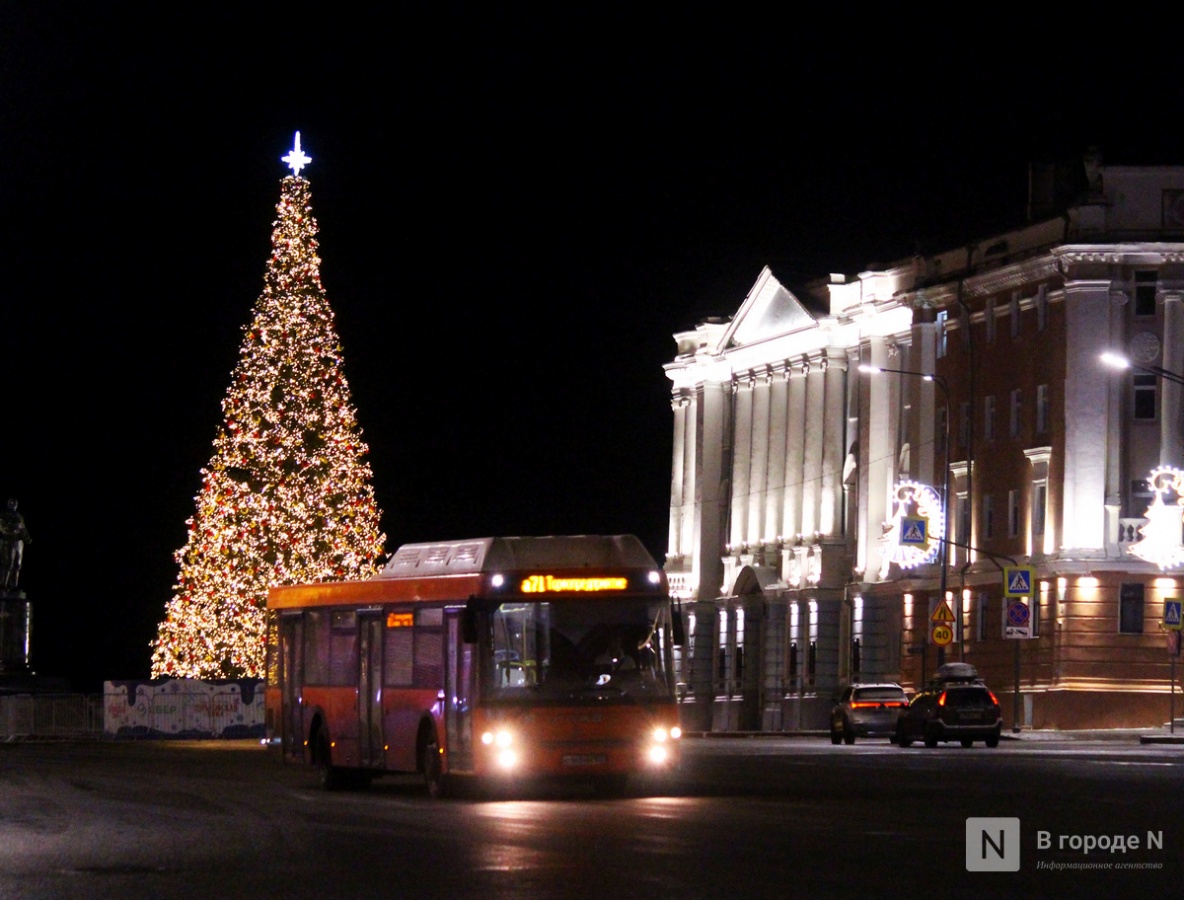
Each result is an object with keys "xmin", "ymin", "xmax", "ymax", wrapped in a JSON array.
[
  {"xmin": 462, "ymin": 597, "xmax": 479, "ymax": 644},
  {"xmin": 671, "ymin": 603, "xmax": 686, "ymax": 647}
]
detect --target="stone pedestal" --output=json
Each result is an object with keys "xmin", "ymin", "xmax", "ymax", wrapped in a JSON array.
[{"xmin": 0, "ymin": 592, "xmax": 31, "ymax": 674}]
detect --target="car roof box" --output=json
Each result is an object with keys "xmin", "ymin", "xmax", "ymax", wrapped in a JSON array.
[{"xmin": 934, "ymin": 662, "xmax": 979, "ymax": 682}]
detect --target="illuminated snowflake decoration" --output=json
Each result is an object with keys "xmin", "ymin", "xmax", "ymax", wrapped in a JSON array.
[
  {"xmin": 282, "ymin": 131, "xmax": 312, "ymax": 176},
  {"xmin": 1129, "ymin": 466, "xmax": 1184, "ymax": 570},
  {"xmin": 882, "ymin": 480, "xmax": 944, "ymax": 573}
]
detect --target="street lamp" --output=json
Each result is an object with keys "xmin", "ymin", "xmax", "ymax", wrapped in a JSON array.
[
  {"xmin": 1099, "ymin": 351, "xmax": 1184, "ymax": 385},
  {"xmin": 859, "ymin": 365, "xmax": 952, "ymax": 672}
]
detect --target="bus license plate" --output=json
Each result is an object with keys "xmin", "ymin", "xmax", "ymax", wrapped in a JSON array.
[{"xmin": 563, "ymin": 754, "xmax": 607, "ymax": 767}]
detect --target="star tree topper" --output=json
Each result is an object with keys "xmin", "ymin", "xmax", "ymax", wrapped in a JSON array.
[{"xmin": 282, "ymin": 132, "xmax": 312, "ymax": 176}]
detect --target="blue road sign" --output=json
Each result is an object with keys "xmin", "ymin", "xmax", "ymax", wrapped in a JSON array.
[
  {"xmin": 901, "ymin": 517, "xmax": 927, "ymax": 545},
  {"xmin": 1165, "ymin": 599, "xmax": 1182, "ymax": 632},
  {"xmin": 1004, "ymin": 566, "xmax": 1034, "ymax": 597}
]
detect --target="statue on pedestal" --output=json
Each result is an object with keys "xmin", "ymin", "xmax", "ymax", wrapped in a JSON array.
[{"xmin": 0, "ymin": 499, "xmax": 31, "ymax": 590}]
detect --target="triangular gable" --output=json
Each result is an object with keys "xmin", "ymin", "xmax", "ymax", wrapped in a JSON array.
[{"xmin": 723, "ymin": 266, "xmax": 818, "ymax": 348}]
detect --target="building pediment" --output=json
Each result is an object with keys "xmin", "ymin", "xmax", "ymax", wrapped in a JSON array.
[{"xmin": 723, "ymin": 267, "xmax": 818, "ymax": 348}]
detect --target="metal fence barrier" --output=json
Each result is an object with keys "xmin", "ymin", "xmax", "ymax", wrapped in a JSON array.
[
  {"xmin": 1, "ymin": 694, "xmax": 104, "ymax": 741},
  {"xmin": 2, "ymin": 681, "xmax": 265, "ymax": 741}
]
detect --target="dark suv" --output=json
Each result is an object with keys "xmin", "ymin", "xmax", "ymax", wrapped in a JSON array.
[
  {"xmin": 894, "ymin": 663, "xmax": 1002, "ymax": 748},
  {"xmin": 830, "ymin": 683, "xmax": 909, "ymax": 744}
]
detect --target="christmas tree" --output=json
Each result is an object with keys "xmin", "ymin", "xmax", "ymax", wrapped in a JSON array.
[{"xmin": 151, "ymin": 134, "xmax": 386, "ymax": 679}]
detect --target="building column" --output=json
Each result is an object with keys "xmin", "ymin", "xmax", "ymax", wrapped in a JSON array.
[
  {"xmin": 668, "ymin": 394, "xmax": 688, "ymax": 560},
  {"xmin": 747, "ymin": 368, "xmax": 772, "ymax": 553},
  {"xmin": 910, "ymin": 303, "xmax": 939, "ymax": 490},
  {"xmin": 802, "ymin": 355, "xmax": 826, "ymax": 536},
  {"xmin": 820, "ymin": 348, "xmax": 847, "ymax": 537},
  {"xmin": 1161, "ymin": 291, "xmax": 1184, "ymax": 466},
  {"xmin": 861, "ymin": 337, "xmax": 892, "ymax": 580},
  {"xmin": 783, "ymin": 361, "xmax": 808, "ymax": 544},
  {"xmin": 764, "ymin": 366, "xmax": 789, "ymax": 552},
  {"xmin": 692, "ymin": 381, "xmax": 727, "ymax": 607},
  {"xmin": 1061, "ymin": 276, "xmax": 1114, "ymax": 552},
  {"xmin": 1105, "ymin": 289, "xmax": 1126, "ymax": 546},
  {"xmin": 730, "ymin": 375, "xmax": 754, "ymax": 552}
]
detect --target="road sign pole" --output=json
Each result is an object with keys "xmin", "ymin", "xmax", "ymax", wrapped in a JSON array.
[{"xmin": 1013, "ymin": 637, "xmax": 1021, "ymax": 733}]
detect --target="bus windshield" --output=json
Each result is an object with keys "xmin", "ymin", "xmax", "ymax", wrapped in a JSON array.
[{"xmin": 484, "ymin": 598, "xmax": 675, "ymax": 704}]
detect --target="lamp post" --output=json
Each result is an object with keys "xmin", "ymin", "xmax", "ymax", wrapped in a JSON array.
[
  {"xmin": 1099, "ymin": 351, "xmax": 1184, "ymax": 385},
  {"xmin": 859, "ymin": 365, "xmax": 952, "ymax": 674}
]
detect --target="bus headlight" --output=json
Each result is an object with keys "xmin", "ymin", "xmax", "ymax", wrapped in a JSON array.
[
  {"xmin": 481, "ymin": 729, "xmax": 514, "ymax": 748},
  {"xmin": 651, "ymin": 726, "xmax": 682, "ymax": 743},
  {"xmin": 496, "ymin": 748, "xmax": 518, "ymax": 769},
  {"xmin": 647, "ymin": 744, "xmax": 669, "ymax": 765}
]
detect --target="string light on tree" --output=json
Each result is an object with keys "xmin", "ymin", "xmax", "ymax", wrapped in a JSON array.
[{"xmin": 151, "ymin": 133, "xmax": 386, "ymax": 679}]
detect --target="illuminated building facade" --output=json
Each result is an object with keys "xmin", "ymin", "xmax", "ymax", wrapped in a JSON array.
[{"xmin": 666, "ymin": 158, "xmax": 1184, "ymax": 731}]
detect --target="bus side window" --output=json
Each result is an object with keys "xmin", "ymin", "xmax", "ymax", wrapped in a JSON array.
[{"xmin": 305, "ymin": 610, "xmax": 330, "ymax": 685}]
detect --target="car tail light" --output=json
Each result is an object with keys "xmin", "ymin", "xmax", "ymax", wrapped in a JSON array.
[
  {"xmin": 849, "ymin": 701, "xmax": 879, "ymax": 709},
  {"xmin": 937, "ymin": 691, "xmax": 948, "ymax": 706},
  {"xmin": 987, "ymin": 690, "xmax": 1000, "ymax": 706}
]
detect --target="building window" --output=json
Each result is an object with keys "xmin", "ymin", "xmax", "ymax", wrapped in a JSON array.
[
  {"xmin": 937, "ymin": 310, "xmax": 948, "ymax": 359},
  {"xmin": 1133, "ymin": 374, "xmax": 1157, "ymax": 419},
  {"xmin": 1119, "ymin": 582, "xmax": 1145, "ymax": 634},
  {"xmin": 984, "ymin": 395, "xmax": 997, "ymax": 441},
  {"xmin": 1032, "ymin": 481, "xmax": 1047, "ymax": 539},
  {"xmin": 986, "ymin": 299, "xmax": 997, "ymax": 343},
  {"xmin": 1008, "ymin": 489, "xmax": 1020, "ymax": 538},
  {"xmin": 958, "ymin": 493, "xmax": 970, "ymax": 560},
  {"xmin": 1009, "ymin": 296, "xmax": 1020, "ymax": 338},
  {"xmin": 1036, "ymin": 285, "xmax": 1048, "ymax": 331},
  {"xmin": 1009, "ymin": 389, "xmax": 1022, "ymax": 438},
  {"xmin": 983, "ymin": 493, "xmax": 995, "ymax": 539},
  {"xmin": 1134, "ymin": 272, "xmax": 1157, "ymax": 316},
  {"xmin": 1036, "ymin": 384, "xmax": 1049, "ymax": 434}
]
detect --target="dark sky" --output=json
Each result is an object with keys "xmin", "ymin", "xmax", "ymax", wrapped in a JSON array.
[{"xmin": 4, "ymin": 4, "xmax": 1183, "ymax": 689}]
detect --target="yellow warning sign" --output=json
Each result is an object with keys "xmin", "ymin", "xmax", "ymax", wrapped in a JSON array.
[{"xmin": 930, "ymin": 599, "xmax": 955, "ymax": 623}]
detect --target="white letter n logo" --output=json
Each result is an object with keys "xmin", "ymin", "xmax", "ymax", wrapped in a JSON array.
[{"xmin": 966, "ymin": 817, "xmax": 1020, "ymax": 871}]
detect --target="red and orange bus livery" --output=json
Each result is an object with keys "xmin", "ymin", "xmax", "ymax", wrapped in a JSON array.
[{"xmin": 265, "ymin": 535, "xmax": 683, "ymax": 795}]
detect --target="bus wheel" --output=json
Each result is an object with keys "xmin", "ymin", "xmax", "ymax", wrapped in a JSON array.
[
  {"xmin": 314, "ymin": 728, "xmax": 345, "ymax": 791},
  {"xmin": 423, "ymin": 734, "xmax": 449, "ymax": 799}
]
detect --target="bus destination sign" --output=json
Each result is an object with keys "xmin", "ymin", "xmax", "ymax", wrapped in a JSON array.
[{"xmin": 520, "ymin": 575, "xmax": 628, "ymax": 594}]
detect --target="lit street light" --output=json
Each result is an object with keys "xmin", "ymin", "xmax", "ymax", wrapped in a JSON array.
[{"xmin": 1099, "ymin": 351, "xmax": 1184, "ymax": 385}]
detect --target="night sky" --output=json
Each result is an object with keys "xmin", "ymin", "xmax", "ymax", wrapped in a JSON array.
[{"xmin": 4, "ymin": 5, "xmax": 1184, "ymax": 689}]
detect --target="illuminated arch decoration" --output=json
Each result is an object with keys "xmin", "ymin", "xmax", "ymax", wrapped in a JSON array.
[
  {"xmin": 881, "ymin": 480, "xmax": 944, "ymax": 575},
  {"xmin": 1129, "ymin": 466, "xmax": 1184, "ymax": 570}
]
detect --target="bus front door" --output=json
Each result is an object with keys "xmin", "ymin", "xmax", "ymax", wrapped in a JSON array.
[
  {"xmin": 444, "ymin": 609, "xmax": 474, "ymax": 773},
  {"xmin": 278, "ymin": 613, "xmax": 304, "ymax": 762},
  {"xmin": 357, "ymin": 613, "xmax": 384, "ymax": 769}
]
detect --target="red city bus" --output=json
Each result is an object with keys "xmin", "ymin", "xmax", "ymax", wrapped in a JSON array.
[{"xmin": 265, "ymin": 535, "xmax": 683, "ymax": 796}]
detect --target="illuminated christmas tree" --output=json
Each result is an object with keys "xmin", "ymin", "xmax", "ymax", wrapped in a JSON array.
[{"xmin": 151, "ymin": 134, "xmax": 386, "ymax": 679}]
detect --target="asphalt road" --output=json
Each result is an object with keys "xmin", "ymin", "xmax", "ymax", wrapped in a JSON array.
[{"xmin": 1, "ymin": 736, "xmax": 1180, "ymax": 899}]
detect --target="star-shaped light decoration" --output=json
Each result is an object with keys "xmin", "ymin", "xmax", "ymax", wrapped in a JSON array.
[{"xmin": 282, "ymin": 132, "xmax": 312, "ymax": 176}]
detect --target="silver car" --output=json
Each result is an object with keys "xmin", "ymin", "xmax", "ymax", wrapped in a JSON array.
[{"xmin": 830, "ymin": 683, "xmax": 909, "ymax": 744}]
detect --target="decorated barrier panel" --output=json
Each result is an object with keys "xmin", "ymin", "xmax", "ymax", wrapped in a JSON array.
[{"xmin": 104, "ymin": 678, "xmax": 264, "ymax": 739}]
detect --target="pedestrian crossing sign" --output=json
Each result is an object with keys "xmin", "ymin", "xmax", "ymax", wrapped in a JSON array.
[
  {"xmin": 1003, "ymin": 566, "xmax": 1034, "ymax": 598},
  {"xmin": 900, "ymin": 516, "xmax": 928, "ymax": 546},
  {"xmin": 1165, "ymin": 599, "xmax": 1182, "ymax": 632}
]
